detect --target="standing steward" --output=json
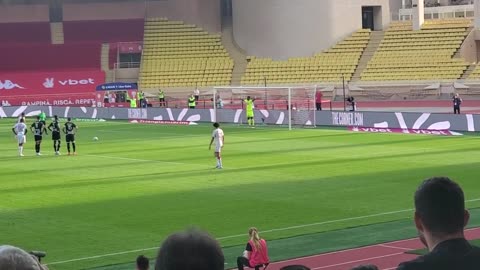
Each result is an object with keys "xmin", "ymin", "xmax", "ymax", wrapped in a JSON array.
[{"xmin": 453, "ymin": 93, "xmax": 462, "ymax": 114}]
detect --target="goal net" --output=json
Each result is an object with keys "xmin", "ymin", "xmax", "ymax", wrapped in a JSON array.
[{"xmin": 212, "ymin": 86, "xmax": 318, "ymax": 130}]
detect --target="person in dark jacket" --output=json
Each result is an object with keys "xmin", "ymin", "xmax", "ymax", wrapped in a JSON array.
[
  {"xmin": 453, "ymin": 93, "xmax": 462, "ymax": 114},
  {"xmin": 396, "ymin": 177, "xmax": 480, "ymax": 270}
]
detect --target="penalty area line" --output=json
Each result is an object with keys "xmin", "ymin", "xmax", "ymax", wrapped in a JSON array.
[{"xmin": 46, "ymin": 198, "xmax": 480, "ymax": 266}]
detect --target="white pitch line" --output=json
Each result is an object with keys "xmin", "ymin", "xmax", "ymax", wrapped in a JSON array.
[
  {"xmin": 45, "ymin": 198, "xmax": 480, "ymax": 266},
  {"xmin": 269, "ymin": 226, "xmax": 480, "ymax": 268},
  {"xmin": 45, "ymin": 209, "xmax": 413, "ymax": 266},
  {"xmin": 310, "ymin": 252, "xmax": 405, "ymax": 270},
  {"xmin": 378, "ymin": 244, "xmax": 414, "ymax": 251}
]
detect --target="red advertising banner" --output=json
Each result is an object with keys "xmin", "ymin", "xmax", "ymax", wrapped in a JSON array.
[
  {"xmin": 104, "ymin": 102, "xmax": 130, "ymax": 108},
  {"xmin": 129, "ymin": 120, "xmax": 191, "ymax": 125},
  {"xmin": 118, "ymin": 42, "xmax": 143, "ymax": 54},
  {"xmin": 0, "ymin": 70, "xmax": 105, "ymax": 97},
  {"xmin": 348, "ymin": 127, "xmax": 462, "ymax": 136},
  {"xmin": 1, "ymin": 92, "xmax": 98, "ymax": 107}
]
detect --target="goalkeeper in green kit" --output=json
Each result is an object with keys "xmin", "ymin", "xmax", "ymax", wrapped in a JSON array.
[
  {"xmin": 39, "ymin": 111, "xmax": 46, "ymax": 125},
  {"xmin": 244, "ymin": 96, "xmax": 255, "ymax": 126}
]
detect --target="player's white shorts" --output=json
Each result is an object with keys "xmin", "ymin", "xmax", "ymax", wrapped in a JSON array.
[
  {"xmin": 215, "ymin": 145, "xmax": 223, "ymax": 153},
  {"xmin": 17, "ymin": 133, "xmax": 26, "ymax": 144}
]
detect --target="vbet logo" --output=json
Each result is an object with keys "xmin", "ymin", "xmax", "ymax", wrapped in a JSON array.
[
  {"xmin": 43, "ymin": 77, "xmax": 96, "ymax": 89},
  {"xmin": 0, "ymin": 80, "xmax": 25, "ymax": 90},
  {"xmin": 43, "ymin": 78, "xmax": 54, "ymax": 88}
]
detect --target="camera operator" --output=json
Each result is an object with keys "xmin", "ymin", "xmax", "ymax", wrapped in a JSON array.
[{"xmin": 346, "ymin": 96, "xmax": 356, "ymax": 111}]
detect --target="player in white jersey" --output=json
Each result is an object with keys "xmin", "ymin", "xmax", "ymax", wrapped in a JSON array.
[
  {"xmin": 12, "ymin": 118, "xmax": 27, "ymax": 156},
  {"xmin": 209, "ymin": 122, "xmax": 224, "ymax": 169}
]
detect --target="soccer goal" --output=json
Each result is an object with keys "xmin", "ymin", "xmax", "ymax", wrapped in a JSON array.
[{"xmin": 212, "ymin": 86, "xmax": 319, "ymax": 130}]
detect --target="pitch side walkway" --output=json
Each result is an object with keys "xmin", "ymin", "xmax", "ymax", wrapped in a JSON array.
[{"xmin": 265, "ymin": 227, "xmax": 480, "ymax": 270}]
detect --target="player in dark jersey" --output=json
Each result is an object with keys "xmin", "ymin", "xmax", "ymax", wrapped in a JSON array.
[
  {"xmin": 63, "ymin": 117, "xmax": 78, "ymax": 155},
  {"xmin": 30, "ymin": 116, "xmax": 48, "ymax": 156},
  {"xmin": 48, "ymin": 115, "xmax": 61, "ymax": 155}
]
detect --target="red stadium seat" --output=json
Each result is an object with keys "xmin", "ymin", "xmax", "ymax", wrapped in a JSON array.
[
  {"xmin": 0, "ymin": 43, "xmax": 101, "ymax": 71},
  {"xmin": 63, "ymin": 19, "xmax": 144, "ymax": 43},
  {"xmin": 0, "ymin": 22, "xmax": 50, "ymax": 44}
]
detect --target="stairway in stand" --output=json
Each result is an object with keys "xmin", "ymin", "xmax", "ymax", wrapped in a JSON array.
[
  {"xmin": 221, "ymin": 17, "xmax": 247, "ymax": 86},
  {"xmin": 50, "ymin": 22, "xmax": 64, "ymax": 44},
  {"xmin": 350, "ymin": 31, "xmax": 384, "ymax": 82},
  {"xmin": 101, "ymin": 43, "xmax": 114, "ymax": 82}
]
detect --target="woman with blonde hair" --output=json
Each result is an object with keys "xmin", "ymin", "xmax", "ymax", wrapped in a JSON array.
[{"xmin": 237, "ymin": 227, "xmax": 270, "ymax": 270}]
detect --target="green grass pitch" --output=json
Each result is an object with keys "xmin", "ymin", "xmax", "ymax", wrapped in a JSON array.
[{"xmin": 2, "ymin": 119, "xmax": 480, "ymax": 270}]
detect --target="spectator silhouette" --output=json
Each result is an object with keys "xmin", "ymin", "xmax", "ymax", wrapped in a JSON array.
[
  {"xmin": 155, "ymin": 228, "xmax": 224, "ymax": 270},
  {"xmin": 136, "ymin": 255, "xmax": 149, "ymax": 270},
  {"xmin": 0, "ymin": 245, "xmax": 47, "ymax": 270},
  {"xmin": 280, "ymin": 265, "xmax": 311, "ymax": 270},
  {"xmin": 350, "ymin": 265, "xmax": 378, "ymax": 270},
  {"xmin": 397, "ymin": 177, "xmax": 480, "ymax": 270}
]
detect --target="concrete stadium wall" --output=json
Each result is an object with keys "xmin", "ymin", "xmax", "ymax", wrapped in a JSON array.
[
  {"xmin": 63, "ymin": 0, "xmax": 221, "ymax": 33},
  {"xmin": 114, "ymin": 68, "xmax": 140, "ymax": 83},
  {"xmin": 2, "ymin": 106, "xmax": 478, "ymax": 132},
  {"xmin": 389, "ymin": 0, "xmax": 403, "ymax": 20},
  {"xmin": 147, "ymin": 0, "xmax": 221, "ymax": 33},
  {"xmin": 232, "ymin": 0, "xmax": 390, "ymax": 59},
  {"xmin": 459, "ymin": 29, "xmax": 478, "ymax": 63},
  {"xmin": 0, "ymin": 4, "xmax": 49, "ymax": 23}
]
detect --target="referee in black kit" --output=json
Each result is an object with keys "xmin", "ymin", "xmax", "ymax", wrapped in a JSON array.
[{"xmin": 453, "ymin": 93, "xmax": 462, "ymax": 114}]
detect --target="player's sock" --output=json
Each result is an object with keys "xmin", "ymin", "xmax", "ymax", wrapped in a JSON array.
[
  {"xmin": 252, "ymin": 119, "xmax": 255, "ymax": 126},
  {"xmin": 218, "ymin": 158, "xmax": 223, "ymax": 168},
  {"xmin": 19, "ymin": 146, "xmax": 23, "ymax": 155},
  {"xmin": 72, "ymin": 143, "xmax": 76, "ymax": 153},
  {"xmin": 53, "ymin": 141, "xmax": 57, "ymax": 152},
  {"xmin": 57, "ymin": 141, "xmax": 61, "ymax": 152},
  {"xmin": 247, "ymin": 119, "xmax": 251, "ymax": 126},
  {"xmin": 67, "ymin": 142, "xmax": 71, "ymax": 153},
  {"xmin": 35, "ymin": 144, "xmax": 39, "ymax": 153}
]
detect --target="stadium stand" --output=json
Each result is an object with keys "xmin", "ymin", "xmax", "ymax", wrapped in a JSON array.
[
  {"xmin": 468, "ymin": 65, "xmax": 480, "ymax": 80},
  {"xmin": 139, "ymin": 18, "xmax": 234, "ymax": 89},
  {"xmin": 0, "ymin": 22, "xmax": 51, "ymax": 44},
  {"xmin": 0, "ymin": 43, "xmax": 101, "ymax": 71},
  {"xmin": 0, "ymin": 20, "xmax": 137, "ymax": 71},
  {"xmin": 360, "ymin": 19, "xmax": 471, "ymax": 81},
  {"xmin": 63, "ymin": 19, "xmax": 144, "ymax": 43},
  {"xmin": 240, "ymin": 29, "xmax": 371, "ymax": 85},
  {"xmin": 62, "ymin": 19, "xmax": 145, "ymax": 72}
]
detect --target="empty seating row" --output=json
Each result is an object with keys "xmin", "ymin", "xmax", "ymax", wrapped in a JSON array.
[
  {"xmin": 0, "ymin": 43, "xmax": 101, "ymax": 71},
  {"xmin": 360, "ymin": 19, "xmax": 471, "ymax": 82},
  {"xmin": 64, "ymin": 19, "xmax": 144, "ymax": 43},
  {"xmin": 140, "ymin": 18, "xmax": 233, "ymax": 88},
  {"xmin": 468, "ymin": 65, "xmax": 480, "ymax": 79},
  {"xmin": 242, "ymin": 29, "xmax": 370, "ymax": 85},
  {"xmin": 0, "ymin": 22, "xmax": 51, "ymax": 44}
]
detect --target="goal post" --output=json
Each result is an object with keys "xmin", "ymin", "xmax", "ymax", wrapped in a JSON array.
[{"xmin": 212, "ymin": 86, "xmax": 318, "ymax": 130}]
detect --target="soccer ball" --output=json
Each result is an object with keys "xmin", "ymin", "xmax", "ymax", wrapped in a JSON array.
[{"xmin": 93, "ymin": 137, "xmax": 99, "ymax": 141}]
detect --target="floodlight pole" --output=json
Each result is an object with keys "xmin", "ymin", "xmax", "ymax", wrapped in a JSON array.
[{"xmin": 342, "ymin": 74, "xmax": 346, "ymax": 111}]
